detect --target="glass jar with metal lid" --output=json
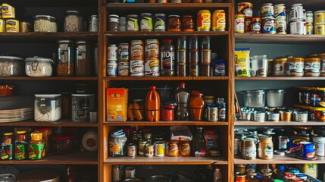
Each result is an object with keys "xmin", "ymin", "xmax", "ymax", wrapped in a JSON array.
[
  {"xmin": 273, "ymin": 57, "xmax": 287, "ymax": 76},
  {"xmin": 108, "ymin": 14, "xmax": 119, "ymax": 32},
  {"xmin": 57, "ymin": 40, "xmax": 75, "ymax": 76},
  {"xmin": 75, "ymin": 41, "xmax": 92, "ymax": 76},
  {"xmin": 287, "ymin": 57, "xmax": 304, "ymax": 77},
  {"xmin": 34, "ymin": 15, "xmax": 57, "ymax": 32},
  {"xmin": 140, "ymin": 13, "xmax": 153, "ymax": 32},
  {"xmin": 25, "ymin": 57, "xmax": 54, "ymax": 77},
  {"xmin": 304, "ymin": 57, "xmax": 321, "ymax": 77},
  {"xmin": 167, "ymin": 15, "xmax": 181, "ymax": 32},
  {"xmin": 34, "ymin": 94, "xmax": 62, "ymax": 122},
  {"xmin": 64, "ymin": 10, "xmax": 82, "ymax": 32}
]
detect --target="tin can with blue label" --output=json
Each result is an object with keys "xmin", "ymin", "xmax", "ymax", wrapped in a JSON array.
[
  {"xmin": 262, "ymin": 17, "xmax": 276, "ymax": 34},
  {"xmin": 301, "ymin": 141, "xmax": 315, "ymax": 159}
]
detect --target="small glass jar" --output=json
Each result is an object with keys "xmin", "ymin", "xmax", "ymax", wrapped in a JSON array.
[
  {"xmin": 34, "ymin": 94, "xmax": 62, "ymax": 122},
  {"xmin": 154, "ymin": 13, "xmax": 166, "ymax": 32},
  {"xmin": 168, "ymin": 15, "xmax": 181, "ymax": 32},
  {"xmin": 108, "ymin": 14, "xmax": 119, "ymax": 32},
  {"xmin": 57, "ymin": 40, "xmax": 75, "ymax": 76},
  {"xmin": 304, "ymin": 57, "xmax": 321, "ymax": 77},
  {"xmin": 1, "ymin": 132, "xmax": 13, "ymax": 160},
  {"xmin": 140, "ymin": 13, "xmax": 153, "ymax": 32},
  {"xmin": 28, "ymin": 131, "xmax": 45, "ymax": 160},
  {"xmin": 127, "ymin": 14, "xmax": 139, "ymax": 32},
  {"xmin": 182, "ymin": 15, "xmax": 194, "ymax": 32},
  {"xmin": 273, "ymin": 57, "xmax": 287, "ymax": 76},
  {"xmin": 34, "ymin": 15, "xmax": 57, "ymax": 32},
  {"xmin": 162, "ymin": 104, "xmax": 175, "ymax": 121},
  {"xmin": 25, "ymin": 57, "xmax": 54, "ymax": 77},
  {"xmin": 14, "ymin": 130, "xmax": 28, "ymax": 160},
  {"xmin": 287, "ymin": 57, "xmax": 304, "ymax": 77},
  {"xmin": 89, "ymin": 15, "xmax": 98, "ymax": 32},
  {"xmin": 64, "ymin": 10, "xmax": 82, "ymax": 32},
  {"xmin": 75, "ymin": 41, "xmax": 92, "ymax": 76},
  {"xmin": 71, "ymin": 94, "xmax": 96, "ymax": 122}
]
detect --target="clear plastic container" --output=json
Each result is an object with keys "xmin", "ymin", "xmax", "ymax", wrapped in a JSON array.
[
  {"xmin": 0, "ymin": 56, "xmax": 24, "ymax": 76},
  {"xmin": 34, "ymin": 15, "xmax": 57, "ymax": 32},
  {"xmin": 34, "ymin": 94, "xmax": 62, "ymax": 122},
  {"xmin": 64, "ymin": 10, "xmax": 82, "ymax": 32},
  {"xmin": 71, "ymin": 94, "xmax": 96, "ymax": 122},
  {"xmin": 25, "ymin": 57, "xmax": 54, "ymax": 77}
]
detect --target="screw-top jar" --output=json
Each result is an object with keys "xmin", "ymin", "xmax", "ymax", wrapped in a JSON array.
[
  {"xmin": 75, "ymin": 41, "xmax": 92, "ymax": 76},
  {"xmin": 64, "ymin": 10, "xmax": 82, "ymax": 32},
  {"xmin": 177, "ymin": 37, "xmax": 187, "ymax": 76},
  {"xmin": 154, "ymin": 13, "xmax": 166, "ymax": 32},
  {"xmin": 273, "ymin": 57, "xmax": 287, "ymax": 76},
  {"xmin": 34, "ymin": 15, "xmax": 57, "ymax": 32},
  {"xmin": 168, "ymin": 15, "xmax": 181, "ymax": 32},
  {"xmin": 188, "ymin": 36, "xmax": 199, "ymax": 76},
  {"xmin": 287, "ymin": 57, "xmax": 304, "ymax": 77},
  {"xmin": 304, "ymin": 57, "xmax": 321, "ymax": 77},
  {"xmin": 57, "ymin": 40, "xmax": 75, "ymax": 76},
  {"xmin": 108, "ymin": 14, "xmax": 119, "ymax": 32}
]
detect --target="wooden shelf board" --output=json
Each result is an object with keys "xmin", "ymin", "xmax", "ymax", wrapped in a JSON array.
[
  {"xmin": 235, "ymin": 33, "xmax": 325, "ymax": 43},
  {"xmin": 105, "ymin": 121, "xmax": 228, "ymax": 126},
  {"xmin": 235, "ymin": 155, "xmax": 325, "ymax": 164},
  {"xmin": 107, "ymin": 3, "xmax": 231, "ymax": 9},
  {"xmin": 10, "ymin": 0, "xmax": 97, "ymax": 7},
  {"xmin": 0, "ymin": 77, "xmax": 98, "ymax": 81},
  {"xmin": 0, "ymin": 32, "xmax": 98, "ymax": 41},
  {"xmin": 236, "ymin": 0, "xmax": 323, "ymax": 10},
  {"xmin": 235, "ymin": 121, "xmax": 325, "ymax": 126},
  {"xmin": 0, "ymin": 152, "xmax": 98, "ymax": 165},
  {"xmin": 0, "ymin": 120, "xmax": 98, "ymax": 128},
  {"xmin": 106, "ymin": 31, "xmax": 228, "ymax": 37},
  {"xmin": 105, "ymin": 156, "xmax": 227, "ymax": 165},
  {"xmin": 235, "ymin": 77, "xmax": 325, "ymax": 81},
  {"xmin": 105, "ymin": 76, "xmax": 228, "ymax": 81}
]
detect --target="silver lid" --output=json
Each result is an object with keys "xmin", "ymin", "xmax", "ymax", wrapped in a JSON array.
[{"xmin": 25, "ymin": 56, "xmax": 54, "ymax": 63}]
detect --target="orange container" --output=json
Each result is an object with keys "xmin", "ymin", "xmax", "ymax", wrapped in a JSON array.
[
  {"xmin": 145, "ymin": 86, "xmax": 160, "ymax": 122},
  {"xmin": 106, "ymin": 88, "xmax": 128, "ymax": 122}
]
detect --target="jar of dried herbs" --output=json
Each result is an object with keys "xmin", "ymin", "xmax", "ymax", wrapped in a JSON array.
[
  {"xmin": 75, "ymin": 41, "xmax": 92, "ymax": 76},
  {"xmin": 57, "ymin": 40, "xmax": 75, "ymax": 76}
]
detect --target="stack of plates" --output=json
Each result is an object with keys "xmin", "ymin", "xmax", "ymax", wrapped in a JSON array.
[{"xmin": 0, "ymin": 107, "xmax": 33, "ymax": 122}]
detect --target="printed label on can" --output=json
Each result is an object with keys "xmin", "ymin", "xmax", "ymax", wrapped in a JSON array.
[
  {"xmin": 107, "ymin": 61, "xmax": 117, "ymax": 76},
  {"xmin": 118, "ymin": 61, "xmax": 129, "ymax": 76},
  {"xmin": 107, "ymin": 45, "xmax": 118, "ymax": 61},
  {"xmin": 130, "ymin": 60, "xmax": 144, "ymax": 76},
  {"xmin": 145, "ymin": 58, "xmax": 160, "ymax": 76}
]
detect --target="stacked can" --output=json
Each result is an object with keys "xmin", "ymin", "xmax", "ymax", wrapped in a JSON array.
[
  {"xmin": 289, "ymin": 4, "xmax": 306, "ymax": 35},
  {"xmin": 107, "ymin": 44, "xmax": 118, "ymax": 76},
  {"xmin": 236, "ymin": 2, "xmax": 253, "ymax": 33},
  {"xmin": 118, "ymin": 43, "xmax": 129, "ymax": 76},
  {"xmin": 306, "ymin": 11, "xmax": 314, "ymax": 35},
  {"xmin": 144, "ymin": 39, "xmax": 160, "ymax": 76},
  {"xmin": 274, "ymin": 4, "xmax": 287, "ymax": 34},
  {"xmin": 261, "ymin": 3, "xmax": 276, "ymax": 34},
  {"xmin": 130, "ymin": 40, "xmax": 145, "ymax": 76},
  {"xmin": 315, "ymin": 10, "xmax": 325, "ymax": 35}
]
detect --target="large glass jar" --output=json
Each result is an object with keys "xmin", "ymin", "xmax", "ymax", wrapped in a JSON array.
[
  {"xmin": 34, "ymin": 15, "xmax": 57, "ymax": 32},
  {"xmin": 64, "ymin": 10, "xmax": 82, "ymax": 32},
  {"xmin": 34, "ymin": 94, "xmax": 62, "ymax": 122},
  {"xmin": 25, "ymin": 57, "xmax": 54, "ymax": 77},
  {"xmin": 0, "ymin": 56, "xmax": 24, "ymax": 76},
  {"xmin": 71, "ymin": 94, "xmax": 96, "ymax": 122},
  {"xmin": 57, "ymin": 40, "xmax": 74, "ymax": 76},
  {"xmin": 75, "ymin": 41, "xmax": 92, "ymax": 76}
]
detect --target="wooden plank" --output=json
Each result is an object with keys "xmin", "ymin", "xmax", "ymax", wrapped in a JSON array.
[
  {"xmin": 0, "ymin": 77, "xmax": 98, "ymax": 81},
  {"xmin": 235, "ymin": 77, "xmax": 325, "ymax": 81},
  {"xmin": 107, "ymin": 3, "xmax": 231, "ymax": 9},
  {"xmin": 106, "ymin": 76, "xmax": 229, "ymax": 81},
  {"xmin": 235, "ymin": 155, "xmax": 325, "ymax": 164},
  {"xmin": 105, "ymin": 121, "xmax": 228, "ymax": 126},
  {"xmin": 0, "ymin": 120, "xmax": 98, "ymax": 127},
  {"xmin": 235, "ymin": 121, "xmax": 325, "ymax": 126},
  {"xmin": 236, "ymin": 33, "xmax": 325, "ymax": 43},
  {"xmin": 106, "ymin": 31, "xmax": 229, "ymax": 37}
]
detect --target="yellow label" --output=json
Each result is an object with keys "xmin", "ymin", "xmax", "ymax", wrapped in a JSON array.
[
  {"xmin": 5, "ymin": 19, "xmax": 19, "ymax": 32},
  {"xmin": 0, "ymin": 19, "xmax": 4, "ymax": 32},
  {"xmin": 1, "ymin": 3, "xmax": 15, "ymax": 19}
]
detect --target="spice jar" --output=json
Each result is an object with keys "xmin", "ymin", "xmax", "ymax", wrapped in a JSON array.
[
  {"xmin": 127, "ymin": 14, "xmax": 139, "ymax": 32},
  {"xmin": 258, "ymin": 135, "xmax": 273, "ymax": 160},
  {"xmin": 182, "ymin": 15, "xmax": 194, "ymax": 32},
  {"xmin": 168, "ymin": 15, "xmax": 181, "ymax": 32},
  {"xmin": 250, "ymin": 17, "xmax": 261, "ymax": 33},
  {"xmin": 287, "ymin": 57, "xmax": 304, "ymax": 77},
  {"xmin": 14, "ymin": 130, "xmax": 28, "ymax": 160},
  {"xmin": 34, "ymin": 94, "xmax": 62, "ymax": 122},
  {"xmin": 64, "ymin": 10, "xmax": 82, "ymax": 32},
  {"xmin": 53, "ymin": 135, "xmax": 74, "ymax": 153},
  {"xmin": 273, "ymin": 57, "xmax": 287, "ymax": 76},
  {"xmin": 304, "ymin": 57, "xmax": 321, "ymax": 77},
  {"xmin": 108, "ymin": 14, "xmax": 119, "ymax": 32},
  {"xmin": 189, "ymin": 91, "xmax": 205, "ymax": 120},
  {"xmin": 1, "ymin": 132, "xmax": 13, "ymax": 160},
  {"xmin": 280, "ymin": 110, "xmax": 292, "ymax": 121},
  {"xmin": 140, "ymin": 13, "xmax": 153, "ymax": 32},
  {"xmin": 75, "ymin": 41, "xmax": 92, "ymax": 76},
  {"xmin": 72, "ymin": 94, "xmax": 96, "ymax": 122},
  {"xmin": 25, "ymin": 57, "xmax": 54, "ymax": 77},
  {"xmin": 28, "ymin": 131, "xmax": 45, "ymax": 160},
  {"xmin": 57, "ymin": 40, "xmax": 75, "ymax": 76},
  {"xmin": 34, "ymin": 15, "xmax": 57, "ymax": 32},
  {"xmin": 162, "ymin": 104, "xmax": 175, "ymax": 121}
]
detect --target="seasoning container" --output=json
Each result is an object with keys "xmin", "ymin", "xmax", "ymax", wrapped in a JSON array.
[
  {"xmin": 315, "ymin": 24, "xmax": 325, "ymax": 35},
  {"xmin": 315, "ymin": 10, "xmax": 325, "ymax": 25},
  {"xmin": 20, "ymin": 21, "xmax": 31, "ymax": 32},
  {"xmin": 182, "ymin": 15, "xmax": 194, "ymax": 32},
  {"xmin": 280, "ymin": 110, "xmax": 292, "ymax": 121},
  {"xmin": 64, "ymin": 10, "xmax": 82, "ymax": 32},
  {"xmin": 189, "ymin": 91, "xmax": 205, "ymax": 120},
  {"xmin": 5, "ymin": 19, "xmax": 19, "ymax": 32},
  {"xmin": 34, "ymin": 15, "xmax": 57, "ymax": 32},
  {"xmin": 200, "ymin": 36, "xmax": 211, "ymax": 76},
  {"xmin": 130, "ymin": 40, "xmax": 144, "ymax": 76},
  {"xmin": 25, "ymin": 57, "xmax": 54, "ymax": 77},
  {"xmin": 160, "ymin": 39, "xmax": 175, "ymax": 76},
  {"xmin": 207, "ymin": 106, "xmax": 218, "ymax": 122},
  {"xmin": 287, "ymin": 57, "xmax": 304, "ymax": 77},
  {"xmin": 304, "ymin": 57, "xmax": 321, "ymax": 77},
  {"xmin": 154, "ymin": 140, "xmax": 165, "ymax": 157},
  {"xmin": 145, "ymin": 144, "xmax": 154, "ymax": 157},
  {"xmin": 14, "ymin": 130, "xmax": 27, "ymax": 160},
  {"xmin": 127, "ymin": 14, "xmax": 139, "ymax": 31},
  {"xmin": 235, "ymin": 14, "xmax": 245, "ymax": 33},
  {"xmin": 57, "ymin": 40, "xmax": 75, "ymax": 76},
  {"xmin": 0, "ymin": 56, "xmax": 24, "ymax": 77},
  {"xmin": 154, "ymin": 13, "xmax": 166, "ymax": 32},
  {"xmin": 34, "ymin": 94, "xmax": 62, "ymax": 122},
  {"xmin": 145, "ymin": 86, "xmax": 160, "ymax": 122},
  {"xmin": 188, "ymin": 36, "xmax": 199, "ymax": 76},
  {"xmin": 167, "ymin": 141, "xmax": 179, "ymax": 157},
  {"xmin": 179, "ymin": 141, "xmax": 191, "ymax": 157},
  {"xmin": 242, "ymin": 138, "xmax": 256, "ymax": 160},
  {"xmin": 296, "ymin": 111, "xmax": 308, "ymax": 122},
  {"xmin": 197, "ymin": 10, "xmax": 211, "ymax": 31},
  {"xmin": 177, "ymin": 37, "xmax": 187, "ymax": 76},
  {"xmin": 140, "ymin": 13, "xmax": 153, "ymax": 32},
  {"xmin": 76, "ymin": 41, "xmax": 92, "ymax": 76},
  {"xmin": 212, "ymin": 10, "xmax": 226, "ymax": 32},
  {"xmin": 273, "ymin": 57, "xmax": 287, "ymax": 76},
  {"xmin": 1, "ymin": 132, "xmax": 13, "ymax": 160},
  {"xmin": 127, "ymin": 143, "xmax": 137, "ymax": 157},
  {"xmin": 53, "ymin": 135, "xmax": 74, "ymax": 153},
  {"xmin": 108, "ymin": 14, "xmax": 119, "ymax": 32},
  {"xmin": 162, "ymin": 104, "xmax": 175, "ymax": 121},
  {"xmin": 258, "ymin": 135, "xmax": 273, "ymax": 160},
  {"xmin": 28, "ymin": 131, "xmax": 45, "ymax": 160},
  {"xmin": 71, "ymin": 94, "xmax": 96, "ymax": 122},
  {"xmin": 89, "ymin": 15, "xmax": 98, "ymax": 32},
  {"xmin": 1, "ymin": 3, "xmax": 15, "ymax": 19},
  {"xmin": 167, "ymin": 15, "xmax": 181, "ymax": 32},
  {"xmin": 138, "ymin": 140, "xmax": 147, "ymax": 156},
  {"xmin": 254, "ymin": 111, "xmax": 266, "ymax": 122},
  {"xmin": 262, "ymin": 17, "xmax": 276, "ymax": 34}
]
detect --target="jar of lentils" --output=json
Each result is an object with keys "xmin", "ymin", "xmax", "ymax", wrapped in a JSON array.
[
  {"xmin": 64, "ymin": 10, "xmax": 82, "ymax": 32},
  {"xmin": 34, "ymin": 15, "xmax": 57, "ymax": 32}
]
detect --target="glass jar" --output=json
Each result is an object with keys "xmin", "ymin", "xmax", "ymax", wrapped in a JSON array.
[
  {"xmin": 71, "ymin": 94, "xmax": 96, "ymax": 122},
  {"xmin": 182, "ymin": 15, "xmax": 194, "ymax": 32},
  {"xmin": 140, "ymin": 13, "xmax": 153, "ymax": 32},
  {"xmin": 273, "ymin": 57, "xmax": 287, "ymax": 76},
  {"xmin": 167, "ymin": 15, "xmax": 181, "ymax": 32},
  {"xmin": 258, "ymin": 135, "xmax": 273, "ymax": 160},
  {"xmin": 304, "ymin": 57, "xmax": 321, "ymax": 77},
  {"xmin": 108, "ymin": 14, "xmax": 119, "ymax": 32},
  {"xmin": 1, "ymin": 132, "xmax": 13, "ymax": 160},
  {"xmin": 287, "ymin": 57, "xmax": 304, "ymax": 77},
  {"xmin": 53, "ymin": 135, "xmax": 74, "ymax": 153},
  {"xmin": 160, "ymin": 39, "xmax": 175, "ymax": 76},
  {"xmin": 75, "ymin": 41, "xmax": 92, "ymax": 76},
  {"xmin": 64, "ymin": 10, "xmax": 82, "ymax": 32},
  {"xmin": 28, "ymin": 131, "xmax": 45, "ymax": 160},
  {"xmin": 14, "ymin": 130, "xmax": 28, "ymax": 160},
  {"xmin": 0, "ymin": 56, "xmax": 24, "ymax": 76},
  {"xmin": 89, "ymin": 15, "xmax": 98, "ymax": 32},
  {"xmin": 57, "ymin": 40, "xmax": 75, "ymax": 76},
  {"xmin": 34, "ymin": 94, "xmax": 62, "ymax": 122},
  {"xmin": 127, "ymin": 14, "xmax": 139, "ymax": 32},
  {"xmin": 154, "ymin": 13, "xmax": 166, "ymax": 32},
  {"xmin": 34, "ymin": 15, "xmax": 57, "ymax": 32},
  {"xmin": 110, "ymin": 130, "xmax": 127, "ymax": 157},
  {"xmin": 25, "ymin": 57, "xmax": 54, "ymax": 77}
]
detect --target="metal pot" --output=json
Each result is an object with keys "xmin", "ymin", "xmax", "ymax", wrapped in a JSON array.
[
  {"xmin": 266, "ymin": 89, "xmax": 285, "ymax": 108},
  {"xmin": 242, "ymin": 90, "xmax": 265, "ymax": 108}
]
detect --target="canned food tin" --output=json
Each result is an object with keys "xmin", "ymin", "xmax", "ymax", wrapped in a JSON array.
[
  {"xmin": 179, "ymin": 141, "xmax": 191, "ymax": 157},
  {"xmin": 154, "ymin": 141, "xmax": 165, "ymax": 157},
  {"xmin": 130, "ymin": 60, "xmax": 144, "ymax": 76},
  {"xmin": 145, "ymin": 144, "xmax": 154, "ymax": 157},
  {"xmin": 275, "ymin": 16, "xmax": 287, "ymax": 34},
  {"xmin": 315, "ymin": 11, "xmax": 325, "ymax": 25},
  {"xmin": 168, "ymin": 141, "xmax": 179, "ymax": 157},
  {"xmin": 306, "ymin": 23, "xmax": 313, "ymax": 35},
  {"xmin": 118, "ymin": 61, "xmax": 129, "ymax": 76},
  {"xmin": 287, "ymin": 57, "xmax": 304, "ymax": 77},
  {"xmin": 268, "ymin": 112, "xmax": 280, "ymax": 122},
  {"xmin": 235, "ymin": 14, "xmax": 245, "ymax": 33},
  {"xmin": 145, "ymin": 39, "xmax": 159, "ymax": 59},
  {"xmin": 154, "ymin": 13, "xmax": 166, "ymax": 32},
  {"xmin": 315, "ymin": 24, "xmax": 325, "ymax": 35},
  {"xmin": 304, "ymin": 57, "xmax": 321, "ymax": 77},
  {"xmin": 107, "ymin": 44, "xmax": 118, "ymax": 61},
  {"xmin": 262, "ymin": 17, "xmax": 276, "ymax": 34},
  {"xmin": 127, "ymin": 14, "xmax": 139, "ymax": 32},
  {"xmin": 319, "ymin": 53, "xmax": 325, "ymax": 76},
  {"xmin": 107, "ymin": 61, "xmax": 117, "ymax": 76},
  {"xmin": 207, "ymin": 106, "xmax": 218, "ymax": 122},
  {"xmin": 197, "ymin": 10, "xmax": 211, "ymax": 31},
  {"xmin": 273, "ymin": 57, "xmax": 287, "ymax": 76},
  {"xmin": 237, "ymin": 2, "xmax": 253, "ymax": 17},
  {"xmin": 118, "ymin": 43, "xmax": 129, "ymax": 61},
  {"xmin": 145, "ymin": 58, "xmax": 159, "ymax": 76},
  {"xmin": 290, "ymin": 21, "xmax": 306, "ymax": 35},
  {"xmin": 289, "ymin": 4, "xmax": 305, "ymax": 22},
  {"xmin": 212, "ymin": 10, "xmax": 226, "ymax": 31},
  {"xmin": 131, "ymin": 40, "xmax": 144, "ymax": 60},
  {"xmin": 5, "ymin": 19, "xmax": 19, "ymax": 32},
  {"xmin": 296, "ymin": 111, "xmax": 308, "ymax": 122},
  {"xmin": 274, "ymin": 4, "xmax": 286, "ymax": 17},
  {"xmin": 254, "ymin": 111, "xmax": 266, "ymax": 122},
  {"xmin": 127, "ymin": 143, "xmax": 137, "ymax": 157},
  {"xmin": 138, "ymin": 140, "xmax": 147, "ymax": 156},
  {"xmin": 140, "ymin": 13, "xmax": 153, "ymax": 32},
  {"xmin": 250, "ymin": 17, "xmax": 261, "ymax": 33},
  {"xmin": 1, "ymin": 3, "xmax": 15, "ymax": 19},
  {"xmin": 301, "ymin": 141, "xmax": 315, "ymax": 159},
  {"xmin": 261, "ymin": 3, "xmax": 274, "ymax": 17},
  {"xmin": 0, "ymin": 19, "xmax": 4, "ymax": 32}
]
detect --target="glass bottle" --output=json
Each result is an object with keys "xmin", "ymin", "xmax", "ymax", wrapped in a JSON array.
[
  {"xmin": 189, "ymin": 91, "xmax": 205, "ymax": 120},
  {"xmin": 175, "ymin": 82, "xmax": 190, "ymax": 120},
  {"xmin": 160, "ymin": 39, "xmax": 175, "ymax": 76},
  {"xmin": 216, "ymin": 98, "xmax": 226, "ymax": 121},
  {"xmin": 192, "ymin": 127, "xmax": 206, "ymax": 157},
  {"xmin": 75, "ymin": 41, "xmax": 92, "ymax": 76},
  {"xmin": 188, "ymin": 36, "xmax": 199, "ymax": 76},
  {"xmin": 64, "ymin": 10, "xmax": 82, "ymax": 32},
  {"xmin": 177, "ymin": 36, "xmax": 187, "ymax": 76},
  {"xmin": 1, "ymin": 132, "xmax": 13, "ymax": 160},
  {"xmin": 200, "ymin": 36, "xmax": 211, "ymax": 76},
  {"xmin": 57, "ymin": 40, "xmax": 74, "ymax": 76}
]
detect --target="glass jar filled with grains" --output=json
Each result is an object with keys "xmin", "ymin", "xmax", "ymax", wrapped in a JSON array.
[
  {"xmin": 34, "ymin": 15, "xmax": 57, "ymax": 32},
  {"xmin": 57, "ymin": 40, "xmax": 75, "ymax": 76},
  {"xmin": 64, "ymin": 10, "xmax": 82, "ymax": 32},
  {"xmin": 75, "ymin": 41, "xmax": 92, "ymax": 76}
]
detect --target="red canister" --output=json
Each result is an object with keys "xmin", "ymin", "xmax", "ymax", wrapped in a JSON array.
[{"xmin": 162, "ymin": 104, "xmax": 175, "ymax": 121}]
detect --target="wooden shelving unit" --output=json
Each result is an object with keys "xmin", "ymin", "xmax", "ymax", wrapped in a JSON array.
[
  {"xmin": 105, "ymin": 121, "xmax": 228, "ymax": 126},
  {"xmin": 106, "ymin": 31, "xmax": 229, "ymax": 37},
  {"xmin": 235, "ymin": 77, "xmax": 325, "ymax": 81},
  {"xmin": 106, "ymin": 2, "xmax": 231, "ymax": 9},
  {"xmin": 106, "ymin": 76, "xmax": 229, "ymax": 81},
  {"xmin": 0, "ymin": 32, "xmax": 98, "ymax": 41},
  {"xmin": 234, "ymin": 156, "xmax": 325, "ymax": 165}
]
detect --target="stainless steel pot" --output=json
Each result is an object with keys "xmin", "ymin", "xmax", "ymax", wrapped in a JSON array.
[
  {"xmin": 242, "ymin": 90, "xmax": 265, "ymax": 108},
  {"xmin": 266, "ymin": 89, "xmax": 285, "ymax": 108}
]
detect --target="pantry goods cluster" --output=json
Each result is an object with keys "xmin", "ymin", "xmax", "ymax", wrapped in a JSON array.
[
  {"xmin": 235, "ymin": 48, "xmax": 325, "ymax": 77},
  {"xmin": 110, "ymin": 126, "xmax": 220, "ymax": 158},
  {"xmin": 107, "ymin": 37, "xmax": 226, "ymax": 77},
  {"xmin": 0, "ymin": 128, "xmax": 97, "ymax": 161},
  {"xmin": 0, "ymin": 3, "xmax": 98, "ymax": 32},
  {"xmin": 108, "ymin": 10, "xmax": 226, "ymax": 32},
  {"xmin": 235, "ymin": 2, "xmax": 325, "ymax": 35},
  {"xmin": 107, "ymin": 83, "xmax": 226, "ymax": 122}
]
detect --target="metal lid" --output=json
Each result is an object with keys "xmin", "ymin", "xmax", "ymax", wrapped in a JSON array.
[
  {"xmin": 154, "ymin": 13, "xmax": 166, "ymax": 16},
  {"xmin": 141, "ymin": 13, "xmax": 152, "ymax": 16},
  {"xmin": 72, "ymin": 94, "xmax": 95, "ymax": 97},
  {"xmin": 58, "ymin": 40, "xmax": 71, "ymax": 44},
  {"xmin": 0, "ymin": 56, "xmax": 23, "ymax": 61},
  {"xmin": 34, "ymin": 15, "xmax": 56, "ymax": 21},
  {"xmin": 76, "ymin": 40, "xmax": 86, "ymax": 44},
  {"xmin": 65, "ymin": 10, "xmax": 79, "ymax": 14},
  {"xmin": 25, "ymin": 56, "xmax": 54, "ymax": 63},
  {"xmin": 108, "ymin": 14, "xmax": 119, "ymax": 18},
  {"xmin": 35, "ymin": 94, "xmax": 62, "ymax": 98}
]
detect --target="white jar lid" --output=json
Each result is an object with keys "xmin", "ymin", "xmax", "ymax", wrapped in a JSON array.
[{"xmin": 35, "ymin": 94, "xmax": 62, "ymax": 98}]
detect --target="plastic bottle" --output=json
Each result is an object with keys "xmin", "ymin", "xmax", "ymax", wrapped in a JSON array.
[{"xmin": 145, "ymin": 86, "xmax": 160, "ymax": 121}]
